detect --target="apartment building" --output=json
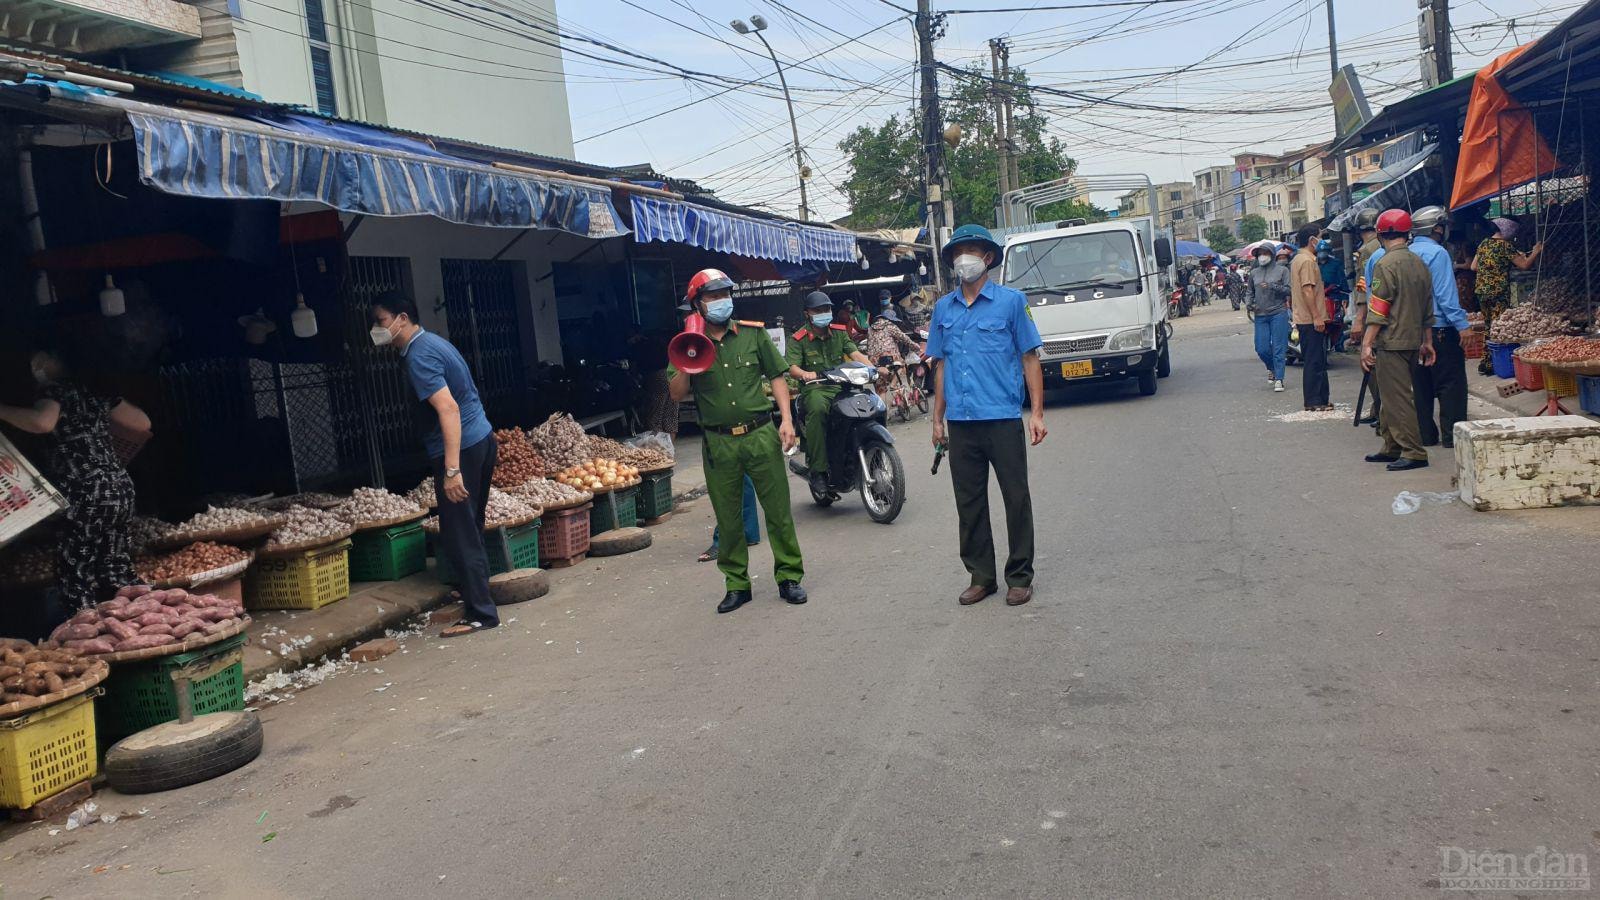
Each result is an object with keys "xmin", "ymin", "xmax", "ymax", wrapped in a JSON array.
[
  {"xmin": 1118, "ymin": 181, "xmax": 1198, "ymax": 241},
  {"xmin": 1192, "ymin": 164, "xmax": 1236, "ymax": 239},
  {"xmin": 0, "ymin": 0, "xmax": 575, "ymax": 158}
]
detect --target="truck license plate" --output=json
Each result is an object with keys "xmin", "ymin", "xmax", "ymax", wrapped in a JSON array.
[{"xmin": 1060, "ymin": 361, "xmax": 1095, "ymax": 379}]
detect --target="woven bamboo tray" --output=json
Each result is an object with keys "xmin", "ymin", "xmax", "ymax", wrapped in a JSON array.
[
  {"xmin": 139, "ymin": 552, "xmax": 255, "ymax": 590},
  {"xmin": 422, "ymin": 510, "xmax": 543, "ymax": 534},
  {"xmin": 0, "ymin": 663, "xmax": 110, "ymax": 719},
  {"xmin": 149, "ymin": 517, "xmax": 285, "ymax": 552},
  {"xmin": 85, "ymin": 615, "xmax": 252, "ymax": 665},
  {"xmin": 259, "ymin": 492, "xmax": 346, "ymax": 512},
  {"xmin": 539, "ymin": 492, "xmax": 594, "ymax": 513},
  {"xmin": 257, "ymin": 527, "xmax": 356, "ymax": 559},
  {"xmin": 347, "ymin": 508, "xmax": 428, "ymax": 533},
  {"xmin": 638, "ymin": 463, "xmax": 675, "ymax": 476},
  {"xmin": 1539, "ymin": 358, "xmax": 1600, "ymax": 377},
  {"xmin": 587, "ymin": 478, "xmax": 641, "ymax": 496}
]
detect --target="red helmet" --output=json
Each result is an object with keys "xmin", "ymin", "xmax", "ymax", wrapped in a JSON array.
[
  {"xmin": 685, "ymin": 268, "xmax": 734, "ymax": 303},
  {"xmin": 1375, "ymin": 209, "xmax": 1412, "ymax": 235}
]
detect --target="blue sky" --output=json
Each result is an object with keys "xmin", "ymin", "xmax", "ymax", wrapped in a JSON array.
[{"xmin": 554, "ymin": 0, "xmax": 1580, "ymax": 220}]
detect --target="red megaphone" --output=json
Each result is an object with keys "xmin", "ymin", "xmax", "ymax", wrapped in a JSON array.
[{"xmin": 668, "ymin": 312, "xmax": 717, "ymax": 374}]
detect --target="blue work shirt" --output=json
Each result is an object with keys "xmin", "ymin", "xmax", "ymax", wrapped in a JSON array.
[
  {"xmin": 1319, "ymin": 255, "xmax": 1348, "ymax": 292},
  {"xmin": 1408, "ymin": 235, "xmax": 1471, "ymax": 331},
  {"xmin": 401, "ymin": 329, "xmax": 493, "ymax": 459},
  {"xmin": 924, "ymin": 280, "xmax": 1043, "ymax": 421},
  {"xmin": 1364, "ymin": 247, "xmax": 1386, "ymax": 290}
]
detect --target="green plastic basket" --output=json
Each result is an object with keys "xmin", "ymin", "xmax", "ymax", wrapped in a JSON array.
[
  {"xmin": 590, "ymin": 487, "xmax": 638, "ymax": 534},
  {"xmin": 637, "ymin": 473, "xmax": 674, "ymax": 520},
  {"xmin": 349, "ymin": 523, "xmax": 426, "ymax": 582},
  {"xmin": 96, "ymin": 633, "xmax": 246, "ymax": 749},
  {"xmin": 435, "ymin": 521, "xmax": 540, "ymax": 585}
]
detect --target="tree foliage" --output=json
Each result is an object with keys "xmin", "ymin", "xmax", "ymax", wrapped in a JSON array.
[
  {"xmin": 1238, "ymin": 214, "xmax": 1268, "ymax": 243},
  {"xmin": 836, "ymin": 64, "xmax": 1105, "ymax": 230},
  {"xmin": 1202, "ymin": 224, "xmax": 1239, "ymax": 253}
]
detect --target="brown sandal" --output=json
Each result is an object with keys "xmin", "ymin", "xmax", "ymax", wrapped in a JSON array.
[{"xmin": 441, "ymin": 620, "xmax": 495, "ymax": 638}]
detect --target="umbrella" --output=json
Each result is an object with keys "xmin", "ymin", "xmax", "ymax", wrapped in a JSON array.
[
  {"xmin": 1174, "ymin": 239, "xmax": 1214, "ymax": 258},
  {"xmin": 1238, "ymin": 239, "xmax": 1287, "ymax": 258}
]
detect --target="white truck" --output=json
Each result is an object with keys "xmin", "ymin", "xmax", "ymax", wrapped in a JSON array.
[{"xmin": 996, "ymin": 175, "xmax": 1178, "ymax": 397}]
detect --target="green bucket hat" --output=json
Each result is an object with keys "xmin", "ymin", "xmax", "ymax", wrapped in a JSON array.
[{"xmin": 940, "ymin": 224, "xmax": 1003, "ymax": 269}]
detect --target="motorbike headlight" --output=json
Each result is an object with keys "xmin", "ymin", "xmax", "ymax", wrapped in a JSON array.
[
  {"xmin": 842, "ymin": 365, "xmax": 874, "ymax": 386},
  {"xmin": 1108, "ymin": 326, "xmax": 1153, "ymax": 351}
]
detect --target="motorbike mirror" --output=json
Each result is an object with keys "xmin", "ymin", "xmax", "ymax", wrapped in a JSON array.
[{"xmin": 1154, "ymin": 237, "xmax": 1174, "ymax": 269}]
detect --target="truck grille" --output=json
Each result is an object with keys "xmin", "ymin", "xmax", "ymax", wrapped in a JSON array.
[{"xmin": 1042, "ymin": 335, "xmax": 1107, "ymax": 356}]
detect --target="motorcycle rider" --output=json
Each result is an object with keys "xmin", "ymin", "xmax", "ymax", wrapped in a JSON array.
[
  {"xmin": 866, "ymin": 294, "xmax": 922, "ymax": 404},
  {"xmin": 786, "ymin": 291, "xmax": 872, "ymax": 497}
]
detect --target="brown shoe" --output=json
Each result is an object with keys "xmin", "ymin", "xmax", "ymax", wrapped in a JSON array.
[
  {"xmin": 958, "ymin": 585, "xmax": 996, "ymax": 606},
  {"xmin": 1005, "ymin": 586, "xmax": 1033, "ymax": 607}
]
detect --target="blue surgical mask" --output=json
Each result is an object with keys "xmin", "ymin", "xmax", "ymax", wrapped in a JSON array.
[
  {"xmin": 811, "ymin": 312, "xmax": 833, "ymax": 328},
  {"xmin": 703, "ymin": 298, "xmax": 734, "ymax": 324}
]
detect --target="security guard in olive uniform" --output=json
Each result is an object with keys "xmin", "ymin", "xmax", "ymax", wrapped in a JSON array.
[
  {"xmin": 668, "ymin": 268, "xmax": 807, "ymax": 614},
  {"xmin": 786, "ymin": 291, "xmax": 872, "ymax": 496},
  {"xmin": 1360, "ymin": 210, "xmax": 1436, "ymax": 471}
]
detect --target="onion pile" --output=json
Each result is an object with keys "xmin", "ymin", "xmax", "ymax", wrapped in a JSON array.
[
  {"xmin": 507, "ymin": 479, "xmax": 591, "ymax": 506},
  {"xmin": 333, "ymin": 487, "xmax": 423, "ymax": 526},
  {"xmin": 554, "ymin": 458, "xmax": 639, "ymax": 491},
  {"xmin": 135, "ymin": 542, "xmax": 250, "ymax": 583},
  {"xmin": 587, "ymin": 436, "xmax": 673, "ymax": 471},
  {"xmin": 266, "ymin": 505, "xmax": 350, "ymax": 550},
  {"xmin": 1490, "ymin": 305, "xmax": 1577, "ymax": 344},
  {"xmin": 492, "ymin": 428, "xmax": 546, "ymax": 488},
  {"xmin": 1517, "ymin": 336, "xmax": 1600, "ymax": 365},
  {"xmin": 0, "ymin": 545, "xmax": 55, "ymax": 584},
  {"xmin": 528, "ymin": 413, "xmax": 589, "ymax": 471}
]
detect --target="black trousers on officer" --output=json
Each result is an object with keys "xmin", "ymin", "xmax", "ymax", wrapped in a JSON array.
[
  {"xmin": 433, "ymin": 435, "xmax": 499, "ymax": 627},
  {"xmin": 948, "ymin": 418, "xmax": 1035, "ymax": 589},
  {"xmin": 1412, "ymin": 326, "xmax": 1468, "ymax": 446}
]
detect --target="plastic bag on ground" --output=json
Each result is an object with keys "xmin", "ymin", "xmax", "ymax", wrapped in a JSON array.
[
  {"xmin": 1392, "ymin": 490, "xmax": 1459, "ymax": 515},
  {"xmin": 625, "ymin": 431, "xmax": 675, "ymax": 459}
]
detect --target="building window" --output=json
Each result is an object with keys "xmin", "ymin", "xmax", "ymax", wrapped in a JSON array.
[
  {"xmin": 1369, "ymin": 153, "xmax": 1381, "ymax": 166},
  {"xmin": 304, "ymin": 0, "xmax": 337, "ymax": 115},
  {"xmin": 1173, "ymin": 210, "xmax": 1184, "ymax": 220},
  {"xmin": 1169, "ymin": 190, "xmax": 1182, "ymax": 201}
]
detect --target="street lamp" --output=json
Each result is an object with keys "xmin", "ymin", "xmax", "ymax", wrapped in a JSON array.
[{"xmin": 731, "ymin": 14, "xmax": 810, "ymax": 221}]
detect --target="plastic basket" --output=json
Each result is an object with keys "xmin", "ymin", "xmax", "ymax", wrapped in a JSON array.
[
  {"xmin": 1579, "ymin": 375, "xmax": 1600, "ymax": 414},
  {"xmin": 349, "ymin": 523, "xmax": 426, "ymax": 582},
  {"xmin": 1513, "ymin": 356, "xmax": 1546, "ymax": 392},
  {"xmin": 539, "ymin": 504, "xmax": 592, "ymax": 561},
  {"xmin": 590, "ymin": 487, "xmax": 638, "ymax": 535},
  {"xmin": 435, "ymin": 521, "xmax": 540, "ymax": 585},
  {"xmin": 1460, "ymin": 329, "xmax": 1486, "ymax": 360},
  {"xmin": 1541, "ymin": 365, "xmax": 1578, "ymax": 397},
  {"xmin": 96, "ymin": 634, "xmax": 245, "ymax": 748},
  {"xmin": 0, "ymin": 432, "xmax": 68, "ymax": 550},
  {"xmin": 637, "ymin": 473, "xmax": 675, "ymax": 521},
  {"xmin": 243, "ymin": 540, "xmax": 351, "ymax": 610},
  {"xmin": 0, "ymin": 693, "xmax": 97, "ymax": 809},
  {"xmin": 1488, "ymin": 341, "xmax": 1519, "ymax": 379}
]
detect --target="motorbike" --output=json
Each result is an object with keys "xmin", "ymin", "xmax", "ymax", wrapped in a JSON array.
[
  {"xmin": 1169, "ymin": 284, "xmax": 1192, "ymax": 319},
  {"xmin": 787, "ymin": 363, "xmax": 907, "ymax": 523}
]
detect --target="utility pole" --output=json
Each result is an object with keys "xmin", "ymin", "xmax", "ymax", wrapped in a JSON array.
[
  {"xmin": 917, "ymin": 0, "xmax": 947, "ymax": 292},
  {"xmin": 1420, "ymin": 0, "xmax": 1453, "ymax": 87},
  {"xmin": 989, "ymin": 38, "xmax": 1010, "ymax": 227},
  {"xmin": 1327, "ymin": 0, "xmax": 1353, "ymax": 269},
  {"xmin": 1000, "ymin": 41, "xmax": 1019, "ymax": 199}
]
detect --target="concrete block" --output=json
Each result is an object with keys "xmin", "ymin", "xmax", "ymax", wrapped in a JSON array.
[
  {"xmin": 1456, "ymin": 416, "xmax": 1600, "ymax": 510},
  {"xmin": 348, "ymin": 638, "xmax": 399, "ymax": 663}
]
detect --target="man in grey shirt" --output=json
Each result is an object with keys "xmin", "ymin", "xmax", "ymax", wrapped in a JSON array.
[{"xmin": 1247, "ymin": 245, "xmax": 1292, "ymax": 391}]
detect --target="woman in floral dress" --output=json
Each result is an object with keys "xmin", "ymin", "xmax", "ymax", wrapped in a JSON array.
[{"xmin": 1471, "ymin": 218, "xmax": 1544, "ymax": 374}]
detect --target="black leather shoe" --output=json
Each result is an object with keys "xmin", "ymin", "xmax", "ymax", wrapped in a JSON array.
[
  {"xmin": 1364, "ymin": 453, "xmax": 1399, "ymax": 463},
  {"xmin": 717, "ymin": 590, "xmax": 753, "ymax": 614},
  {"xmin": 809, "ymin": 473, "xmax": 829, "ymax": 495},
  {"xmin": 1421, "ymin": 438, "xmax": 1440, "ymax": 448},
  {"xmin": 1441, "ymin": 438, "xmax": 1454, "ymax": 449},
  {"xmin": 778, "ymin": 581, "xmax": 808, "ymax": 604},
  {"xmin": 1386, "ymin": 458, "xmax": 1429, "ymax": 471}
]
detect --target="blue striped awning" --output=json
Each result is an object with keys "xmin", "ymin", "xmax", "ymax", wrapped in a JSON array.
[
  {"xmin": 127, "ymin": 109, "xmax": 626, "ymax": 239},
  {"xmin": 630, "ymin": 195, "xmax": 857, "ymax": 264}
]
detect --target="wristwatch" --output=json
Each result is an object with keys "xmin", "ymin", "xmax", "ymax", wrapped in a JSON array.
[{"xmin": 444, "ymin": 467, "xmax": 461, "ymax": 478}]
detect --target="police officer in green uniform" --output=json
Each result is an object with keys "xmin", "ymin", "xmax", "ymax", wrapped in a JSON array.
[
  {"xmin": 786, "ymin": 291, "xmax": 872, "ymax": 496},
  {"xmin": 1360, "ymin": 210, "xmax": 1436, "ymax": 472},
  {"xmin": 668, "ymin": 269, "xmax": 807, "ymax": 614}
]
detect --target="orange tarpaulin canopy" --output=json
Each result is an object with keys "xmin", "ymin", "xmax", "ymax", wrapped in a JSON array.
[{"xmin": 1450, "ymin": 43, "xmax": 1563, "ymax": 210}]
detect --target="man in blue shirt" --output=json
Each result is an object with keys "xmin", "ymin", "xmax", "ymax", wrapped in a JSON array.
[
  {"xmin": 927, "ymin": 224, "xmax": 1046, "ymax": 609},
  {"xmin": 370, "ymin": 292, "xmax": 499, "ymax": 637},
  {"xmin": 1407, "ymin": 206, "xmax": 1471, "ymax": 448}
]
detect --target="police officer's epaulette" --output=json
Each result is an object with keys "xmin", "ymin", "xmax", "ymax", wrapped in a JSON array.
[
  {"xmin": 739, "ymin": 319, "xmax": 765, "ymax": 328},
  {"xmin": 828, "ymin": 323, "xmax": 849, "ymax": 331},
  {"xmin": 793, "ymin": 327, "xmax": 812, "ymax": 340}
]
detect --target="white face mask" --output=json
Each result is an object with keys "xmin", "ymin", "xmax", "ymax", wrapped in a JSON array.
[
  {"xmin": 952, "ymin": 253, "xmax": 988, "ymax": 284},
  {"xmin": 1255, "ymin": 255, "xmax": 1271, "ymax": 267},
  {"xmin": 370, "ymin": 322, "xmax": 396, "ymax": 346}
]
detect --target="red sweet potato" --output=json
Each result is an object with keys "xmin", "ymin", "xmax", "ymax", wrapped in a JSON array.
[
  {"xmin": 169, "ymin": 621, "xmax": 200, "ymax": 639},
  {"xmin": 112, "ymin": 634, "xmax": 175, "ymax": 651},
  {"xmin": 103, "ymin": 617, "xmax": 137, "ymax": 641},
  {"xmin": 64, "ymin": 638, "xmax": 117, "ymax": 654},
  {"xmin": 137, "ymin": 623, "xmax": 174, "ymax": 636}
]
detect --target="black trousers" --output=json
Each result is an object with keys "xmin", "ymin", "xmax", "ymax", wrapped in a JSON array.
[
  {"xmin": 948, "ymin": 419, "xmax": 1035, "ymax": 589},
  {"xmin": 1412, "ymin": 327, "xmax": 1469, "ymax": 445},
  {"xmin": 1300, "ymin": 323, "xmax": 1329, "ymax": 407},
  {"xmin": 433, "ymin": 435, "xmax": 499, "ymax": 627}
]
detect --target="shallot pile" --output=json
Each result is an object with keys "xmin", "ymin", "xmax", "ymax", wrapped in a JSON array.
[
  {"xmin": 1489, "ymin": 305, "xmax": 1576, "ymax": 344},
  {"xmin": 135, "ymin": 542, "xmax": 250, "ymax": 584},
  {"xmin": 507, "ymin": 478, "xmax": 590, "ymax": 506},
  {"xmin": 492, "ymin": 428, "xmax": 546, "ymax": 488},
  {"xmin": 333, "ymin": 487, "xmax": 423, "ymax": 526},
  {"xmin": 528, "ymin": 413, "xmax": 589, "ymax": 471},
  {"xmin": 43, "ymin": 586, "xmax": 246, "ymax": 654},
  {"xmin": 0, "ymin": 545, "xmax": 55, "ymax": 584},
  {"xmin": 1517, "ymin": 336, "xmax": 1600, "ymax": 365},
  {"xmin": 587, "ymin": 436, "xmax": 673, "ymax": 471},
  {"xmin": 554, "ymin": 459, "xmax": 639, "ymax": 491},
  {"xmin": 0, "ymin": 639, "xmax": 101, "ymax": 702},
  {"xmin": 174, "ymin": 505, "xmax": 276, "ymax": 536},
  {"xmin": 266, "ymin": 505, "xmax": 350, "ymax": 549}
]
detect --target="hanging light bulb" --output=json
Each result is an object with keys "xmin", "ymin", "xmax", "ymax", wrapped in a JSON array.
[
  {"xmin": 861, "ymin": 257, "xmax": 871, "ymax": 271},
  {"xmin": 290, "ymin": 293, "xmax": 318, "ymax": 338},
  {"xmin": 918, "ymin": 262, "xmax": 928, "ymax": 277},
  {"xmin": 99, "ymin": 275, "xmax": 125, "ymax": 317}
]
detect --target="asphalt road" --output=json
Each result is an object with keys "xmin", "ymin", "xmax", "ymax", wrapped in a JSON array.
[{"xmin": 4, "ymin": 303, "xmax": 1598, "ymax": 899}]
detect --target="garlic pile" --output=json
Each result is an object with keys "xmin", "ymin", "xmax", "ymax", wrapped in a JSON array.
[
  {"xmin": 406, "ymin": 478, "xmax": 437, "ymax": 510},
  {"xmin": 484, "ymin": 488, "xmax": 540, "ymax": 525},
  {"xmin": 588, "ymin": 435, "xmax": 673, "ymax": 471},
  {"xmin": 332, "ymin": 487, "xmax": 423, "ymax": 526},
  {"xmin": 507, "ymin": 479, "xmax": 590, "ymax": 506},
  {"xmin": 175, "ymin": 505, "xmax": 275, "ymax": 535},
  {"xmin": 129, "ymin": 517, "xmax": 174, "ymax": 552},
  {"xmin": 528, "ymin": 413, "xmax": 589, "ymax": 471},
  {"xmin": 1490, "ymin": 304, "xmax": 1577, "ymax": 344},
  {"xmin": 266, "ymin": 505, "xmax": 350, "ymax": 549},
  {"xmin": 492, "ymin": 428, "xmax": 545, "ymax": 488},
  {"xmin": 1530, "ymin": 277, "xmax": 1589, "ymax": 320}
]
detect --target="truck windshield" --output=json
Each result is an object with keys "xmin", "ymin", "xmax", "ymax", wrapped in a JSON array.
[{"xmin": 1004, "ymin": 232, "xmax": 1140, "ymax": 295}]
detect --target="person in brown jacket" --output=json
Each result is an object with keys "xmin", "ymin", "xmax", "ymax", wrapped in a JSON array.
[
  {"xmin": 1289, "ymin": 225, "xmax": 1331, "ymax": 410},
  {"xmin": 1360, "ymin": 210, "xmax": 1437, "ymax": 472}
]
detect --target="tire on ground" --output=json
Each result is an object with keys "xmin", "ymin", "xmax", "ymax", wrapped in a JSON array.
[
  {"xmin": 589, "ymin": 527, "xmax": 653, "ymax": 557},
  {"xmin": 490, "ymin": 568, "xmax": 549, "ymax": 605},
  {"xmin": 105, "ymin": 710, "xmax": 263, "ymax": 794}
]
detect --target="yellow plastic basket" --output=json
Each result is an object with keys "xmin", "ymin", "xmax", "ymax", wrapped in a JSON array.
[
  {"xmin": 1542, "ymin": 365, "xmax": 1579, "ymax": 397},
  {"xmin": 244, "ymin": 540, "xmax": 351, "ymax": 610},
  {"xmin": 0, "ymin": 692, "xmax": 97, "ymax": 809}
]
